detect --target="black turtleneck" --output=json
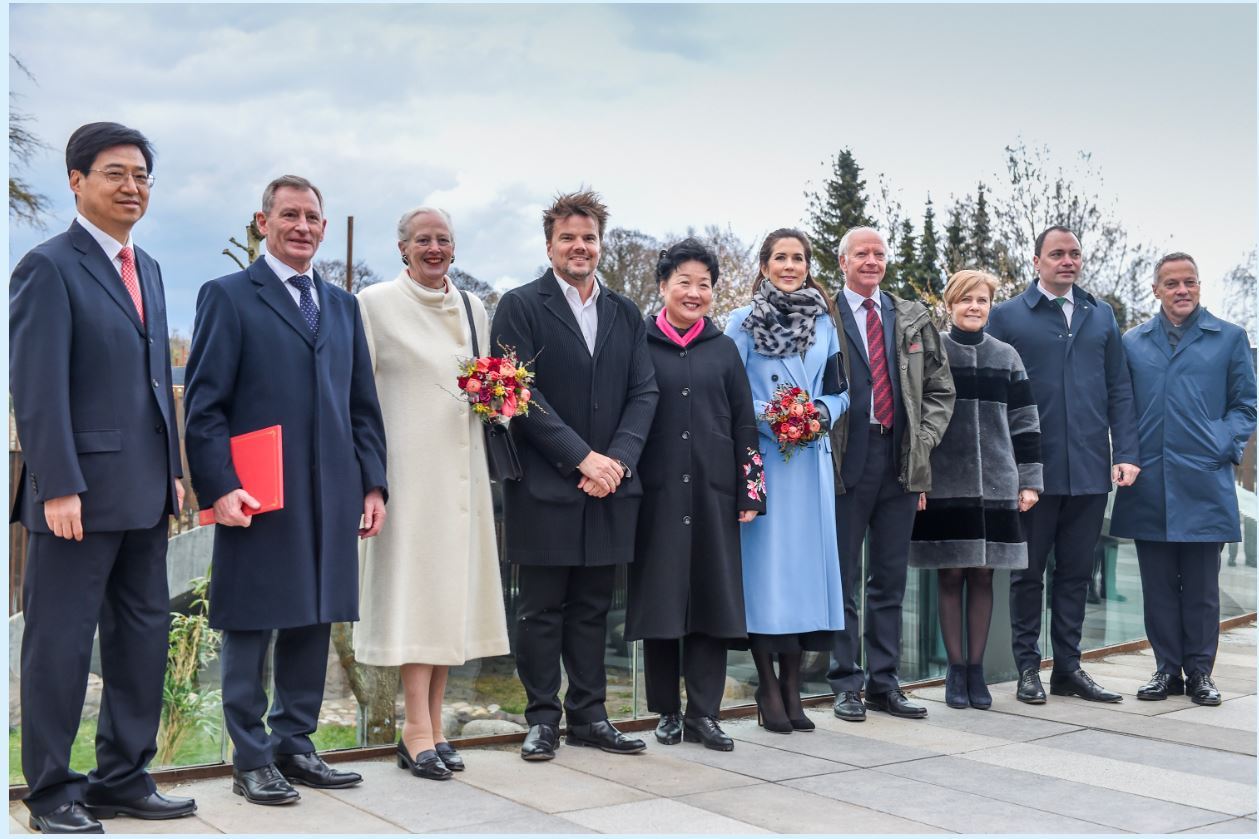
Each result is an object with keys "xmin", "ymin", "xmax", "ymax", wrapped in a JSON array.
[{"xmin": 949, "ymin": 324, "xmax": 985, "ymax": 346}]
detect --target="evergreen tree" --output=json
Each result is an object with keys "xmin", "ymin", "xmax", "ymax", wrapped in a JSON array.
[
  {"xmin": 972, "ymin": 182, "xmax": 993, "ymax": 271},
  {"xmin": 887, "ymin": 218, "xmax": 919, "ymax": 300},
  {"xmin": 944, "ymin": 202, "xmax": 968, "ymax": 274},
  {"xmin": 804, "ymin": 149, "xmax": 873, "ymax": 295},
  {"xmin": 918, "ymin": 197, "xmax": 944, "ymax": 300}
]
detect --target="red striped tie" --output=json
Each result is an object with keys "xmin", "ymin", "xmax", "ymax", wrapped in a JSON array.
[
  {"xmin": 118, "ymin": 246, "xmax": 145, "ymax": 325},
  {"xmin": 863, "ymin": 298, "xmax": 894, "ymax": 427}
]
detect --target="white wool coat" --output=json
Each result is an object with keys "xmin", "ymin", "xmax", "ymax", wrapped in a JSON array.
[{"xmin": 353, "ymin": 271, "xmax": 509, "ymax": 666}]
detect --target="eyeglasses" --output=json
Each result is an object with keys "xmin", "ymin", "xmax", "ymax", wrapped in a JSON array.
[{"xmin": 88, "ymin": 169, "xmax": 156, "ymax": 189}]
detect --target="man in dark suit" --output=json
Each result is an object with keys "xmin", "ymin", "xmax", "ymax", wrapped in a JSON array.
[
  {"xmin": 826, "ymin": 227, "xmax": 955, "ymax": 722},
  {"xmin": 184, "ymin": 175, "xmax": 387, "ymax": 804},
  {"xmin": 10, "ymin": 122, "xmax": 196, "ymax": 833},
  {"xmin": 988, "ymin": 225, "xmax": 1140, "ymax": 704},
  {"xmin": 490, "ymin": 190, "xmax": 658, "ymax": 761}
]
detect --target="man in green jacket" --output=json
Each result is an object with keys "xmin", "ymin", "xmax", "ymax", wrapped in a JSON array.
[{"xmin": 826, "ymin": 227, "xmax": 956, "ymax": 722}]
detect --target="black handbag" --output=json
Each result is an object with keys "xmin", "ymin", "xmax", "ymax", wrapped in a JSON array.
[{"xmin": 458, "ymin": 289, "xmax": 523, "ymax": 482}]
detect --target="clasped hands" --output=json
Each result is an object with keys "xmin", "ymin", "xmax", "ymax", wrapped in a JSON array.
[{"xmin": 577, "ymin": 451, "xmax": 625, "ymax": 498}]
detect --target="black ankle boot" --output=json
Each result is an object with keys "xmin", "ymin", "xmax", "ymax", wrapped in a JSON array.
[
  {"xmin": 945, "ymin": 664, "xmax": 969, "ymax": 708},
  {"xmin": 966, "ymin": 664, "xmax": 992, "ymax": 709}
]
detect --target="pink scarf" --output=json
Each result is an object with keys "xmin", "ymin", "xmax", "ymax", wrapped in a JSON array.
[{"xmin": 656, "ymin": 310, "xmax": 705, "ymax": 348}]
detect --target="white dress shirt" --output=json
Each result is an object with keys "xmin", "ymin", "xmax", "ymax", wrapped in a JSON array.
[
  {"xmin": 555, "ymin": 271, "xmax": 599, "ymax": 354},
  {"xmin": 265, "ymin": 251, "xmax": 320, "ymax": 310},
  {"xmin": 844, "ymin": 285, "xmax": 885, "ymax": 423},
  {"xmin": 1036, "ymin": 281, "xmax": 1074, "ymax": 324},
  {"xmin": 76, "ymin": 213, "xmax": 132, "ymax": 279}
]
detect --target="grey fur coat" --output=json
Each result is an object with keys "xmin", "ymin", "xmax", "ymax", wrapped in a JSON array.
[{"xmin": 910, "ymin": 329, "xmax": 1043, "ymax": 569}]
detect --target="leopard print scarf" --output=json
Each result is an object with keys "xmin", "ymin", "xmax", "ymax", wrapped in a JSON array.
[{"xmin": 741, "ymin": 280, "xmax": 829, "ymax": 357}]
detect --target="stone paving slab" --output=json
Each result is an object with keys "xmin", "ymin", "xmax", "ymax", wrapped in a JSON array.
[
  {"xmin": 913, "ymin": 700, "xmax": 1085, "ymax": 741},
  {"xmin": 679, "ymin": 780, "xmax": 948, "ymax": 834},
  {"xmin": 1058, "ymin": 665, "xmax": 1249, "ymax": 702},
  {"xmin": 731, "ymin": 719, "xmax": 940, "ymax": 767},
  {"xmin": 1161, "ymin": 694, "xmax": 1258, "ymax": 732},
  {"xmin": 1034, "ymin": 728, "xmax": 1257, "ymax": 784},
  {"xmin": 425, "ymin": 812, "xmax": 591, "ymax": 834},
  {"xmin": 551, "ymin": 738, "xmax": 760, "ymax": 797},
  {"xmin": 185, "ymin": 777, "xmax": 406, "ymax": 833},
  {"xmin": 962, "ymin": 741, "xmax": 1256, "ymax": 817},
  {"xmin": 917, "ymin": 679, "xmax": 1187, "ymax": 716},
  {"xmin": 1179, "ymin": 816, "xmax": 1259, "ymax": 833},
  {"xmin": 785, "ymin": 765, "xmax": 1116, "ymax": 833},
  {"xmin": 1086, "ymin": 658, "xmax": 1256, "ymax": 693},
  {"xmin": 557, "ymin": 797, "xmax": 771, "ymax": 834},
  {"xmin": 877, "ymin": 753, "xmax": 1232, "ymax": 833},
  {"xmin": 452, "ymin": 746, "xmax": 654, "ymax": 813},
  {"xmin": 655, "ymin": 733, "xmax": 850, "ymax": 781},
  {"xmin": 810, "ymin": 705, "xmax": 1013, "ymax": 754}
]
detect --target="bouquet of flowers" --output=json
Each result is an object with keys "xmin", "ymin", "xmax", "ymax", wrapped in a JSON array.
[
  {"xmin": 456, "ymin": 345, "xmax": 536, "ymax": 423},
  {"xmin": 758, "ymin": 383, "xmax": 824, "ymax": 461}
]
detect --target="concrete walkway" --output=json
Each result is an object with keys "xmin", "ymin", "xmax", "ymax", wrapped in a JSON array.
[{"xmin": 11, "ymin": 624, "xmax": 1256, "ymax": 834}]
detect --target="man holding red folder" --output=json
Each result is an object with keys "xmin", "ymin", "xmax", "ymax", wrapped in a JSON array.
[{"xmin": 185, "ymin": 175, "xmax": 387, "ymax": 805}]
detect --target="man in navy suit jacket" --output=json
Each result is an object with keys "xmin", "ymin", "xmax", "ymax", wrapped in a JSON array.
[
  {"xmin": 184, "ymin": 175, "xmax": 387, "ymax": 805},
  {"xmin": 988, "ymin": 226, "xmax": 1140, "ymax": 705},
  {"xmin": 9, "ymin": 122, "xmax": 196, "ymax": 833}
]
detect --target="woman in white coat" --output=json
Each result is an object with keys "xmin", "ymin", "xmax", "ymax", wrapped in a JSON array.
[{"xmin": 355, "ymin": 207, "xmax": 509, "ymax": 780}]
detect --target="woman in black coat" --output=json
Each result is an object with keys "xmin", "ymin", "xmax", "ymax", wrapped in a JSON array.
[{"xmin": 626, "ymin": 238, "xmax": 766, "ymax": 752}]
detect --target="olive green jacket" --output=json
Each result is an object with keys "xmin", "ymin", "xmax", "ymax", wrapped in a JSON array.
[{"xmin": 829, "ymin": 292, "xmax": 956, "ymax": 494}]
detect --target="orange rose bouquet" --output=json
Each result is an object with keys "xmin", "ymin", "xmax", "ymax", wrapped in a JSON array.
[
  {"xmin": 758, "ymin": 383, "xmax": 824, "ymax": 461},
  {"xmin": 456, "ymin": 346, "xmax": 536, "ymax": 423}
]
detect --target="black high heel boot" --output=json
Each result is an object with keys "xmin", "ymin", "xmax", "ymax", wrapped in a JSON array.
[
  {"xmin": 778, "ymin": 652, "xmax": 815, "ymax": 731},
  {"xmin": 966, "ymin": 664, "xmax": 992, "ymax": 710},
  {"xmin": 945, "ymin": 664, "xmax": 970, "ymax": 709},
  {"xmin": 751, "ymin": 649, "xmax": 792, "ymax": 734}
]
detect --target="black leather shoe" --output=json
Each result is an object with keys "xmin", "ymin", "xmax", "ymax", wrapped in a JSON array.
[
  {"xmin": 1137, "ymin": 671, "xmax": 1185, "ymax": 701},
  {"xmin": 1187, "ymin": 673, "xmax": 1222, "ymax": 706},
  {"xmin": 521, "ymin": 723, "xmax": 559, "ymax": 761},
  {"xmin": 655, "ymin": 712, "xmax": 683, "ymax": 745},
  {"xmin": 85, "ymin": 790, "xmax": 197, "ymax": 819},
  {"xmin": 832, "ymin": 690, "xmax": 866, "ymax": 722},
  {"xmin": 434, "ymin": 741, "xmax": 464, "ymax": 771},
  {"xmin": 1016, "ymin": 668, "xmax": 1047, "ymax": 704},
  {"xmin": 275, "ymin": 751, "xmax": 363, "ymax": 789},
  {"xmin": 683, "ymin": 716, "xmax": 734, "ymax": 751},
  {"xmin": 966, "ymin": 664, "xmax": 992, "ymax": 710},
  {"xmin": 397, "ymin": 741, "xmax": 452, "ymax": 780},
  {"xmin": 944, "ymin": 664, "xmax": 969, "ymax": 709},
  {"xmin": 566, "ymin": 719, "xmax": 647, "ymax": 754},
  {"xmin": 1049, "ymin": 668, "xmax": 1122, "ymax": 703},
  {"xmin": 232, "ymin": 764, "xmax": 300, "ymax": 805},
  {"xmin": 28, "ymin": 802, "xmax": 104, "ymax": 834},
  {"xmin": 865, "ymin": 689, "xmax": 928, "ymax": 719}
]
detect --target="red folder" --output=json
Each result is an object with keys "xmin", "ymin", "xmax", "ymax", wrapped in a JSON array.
[{"xmin": 197, "ymin": 425, "xmax": 284, "ymax": 526}]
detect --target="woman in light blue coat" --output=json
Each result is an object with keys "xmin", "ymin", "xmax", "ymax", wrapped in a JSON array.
[{"xmin": 725, "ymin": 228, "xmax": 849, "ymax": 734}]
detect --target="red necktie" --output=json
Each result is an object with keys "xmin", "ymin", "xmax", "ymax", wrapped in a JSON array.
[
  {"xmin": 117, "ymin": 246, "xmax": 145, "ymax": 325},
  {"xmin": 863, "ymin": 298, "xmax": 894, "ymax": 427}
]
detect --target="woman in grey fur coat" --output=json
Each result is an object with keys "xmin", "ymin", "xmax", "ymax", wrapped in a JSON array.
[{"xmin": 910, "ymin": 270, "xmax": 1044, "ymax": 710}]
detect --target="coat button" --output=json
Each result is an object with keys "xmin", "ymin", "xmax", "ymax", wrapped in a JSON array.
[
  {"xmin": 682, "ymin": 516, "xmax": 692, "ymax": 525},
  {"xmin": 681, "ymin": 431, "xmax": 690, "ymax": 440},
  {"xmin": 155, "ymin": 424, "xmax": 164, "ymax": 434},
  {"xmin": 682, "ymin": 474, "xmax": 691, "ymax": 483},
  {"xmin": 151, "ymin": 378, "xmax": 160, "ymax": 388},
  {"xmin": 681, "ymin": 387, "xmax": 690, "ymax": 397},
  {"xmin": 771, "ymin": 374, "xmax": 779, "ymax": 382},
  {"xmin": 148, "ymin": 337, "xmax": 154, "ymax": 345},
  {"xmin": 679, "ymin": 350, "xmax": 687, "ymax": 358}
]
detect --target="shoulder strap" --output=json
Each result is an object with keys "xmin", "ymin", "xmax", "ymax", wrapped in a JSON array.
[{"xmin": 458, "ymin": 289, "xmax": 481, "ymax": 357}]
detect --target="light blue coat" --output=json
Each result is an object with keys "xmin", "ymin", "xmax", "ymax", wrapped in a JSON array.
[
  {"xmin": 1110, "ymin": 307, "xmax": 1256, "ymax": 542},
  {"xmin": 725, "ymin": 306, "xmax": 850, "ymax": 635}
]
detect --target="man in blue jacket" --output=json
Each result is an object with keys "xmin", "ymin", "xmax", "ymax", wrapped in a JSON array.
[
  {"xmin": 988, "ymin": 226, "xmax": 1140, "ymax": 704},
  {"xmin": 1111, "ymin": 252, "xmax": 1256, "ymax": 705}
]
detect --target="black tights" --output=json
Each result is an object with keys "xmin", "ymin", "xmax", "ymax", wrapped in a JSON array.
[
  {"xmin": 751, "ymin": 650, "xmax": 807, "ymax": 720},
  {"xmin": 937, "ymin": 568, "xmax": 994, "ymax": 665}
]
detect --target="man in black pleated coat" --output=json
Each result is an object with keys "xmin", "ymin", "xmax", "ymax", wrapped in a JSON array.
[{"xmin": 490, "ymin": 190, "xmax": 659, "ymax": 761}]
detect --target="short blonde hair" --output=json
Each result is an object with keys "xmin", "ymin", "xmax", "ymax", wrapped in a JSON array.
[{"xmin": 942, "ymin": 269, "xmax": 999, "ymax": 309}]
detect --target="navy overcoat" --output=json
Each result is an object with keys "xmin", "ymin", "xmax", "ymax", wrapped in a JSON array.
[
  {"xmin": 1110, "ymin": 309, "xmax": 1256, "ymax": 542},
  {"xmin": 184, "ymin": 258, "xmax": 387, "ymax": 630},
  {"xmin": 988, "ymin": 282, "xmax": 1138, "ymax": 496}
]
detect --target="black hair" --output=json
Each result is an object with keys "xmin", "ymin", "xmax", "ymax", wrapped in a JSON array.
[
  {"xmin": 1033, "ymin": 225, "xmax": 1079, "ymax": 257},
  {"xmin": 65, "ymin": 122, "xmax": 155, "ymax": 176},
  {"xmin": 656, "ymin": 236, "xmax": 720, "ymax": 286}
]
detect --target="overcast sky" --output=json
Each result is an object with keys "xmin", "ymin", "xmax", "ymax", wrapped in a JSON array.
[{"xmin": 8, "ymin": 3, "xmax": 1256, "ymax": 335}]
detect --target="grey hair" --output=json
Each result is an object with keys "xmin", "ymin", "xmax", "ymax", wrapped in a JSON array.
[
  {"xmin": 261, "ymin": 175, "xmax": 324, "ymax": 214},
  {"xmin": 1153, "ymin": 251, "xmax": 1198, "ymax": 282},
  {"xmin": 397, "ymin": 206, "xmax": 455, "ymax": 243},
  {"xmin": 836, "ymin": 226, "xmax": 890, "ymax": 261}
]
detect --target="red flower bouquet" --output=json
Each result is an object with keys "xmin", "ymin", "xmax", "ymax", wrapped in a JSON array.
[
  {"xmin": 759, "ymin": 383, "xmax": 824, "ymax": 461},
  {"xmin": 456, "ymin": 346, "xmax": 536, "ymax": 423}
]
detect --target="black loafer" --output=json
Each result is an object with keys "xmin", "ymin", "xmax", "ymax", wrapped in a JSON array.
[
  {"xmin": 1049, "ymin": 668, "xmax": 1122, "ymax": 703},
  {"xmin": 434, "ymin": 741, "xmax": 464, "ymax": 771},
  {"xmin": 521, "ymin": 723, "xmax": 559, "ymax": 761},
  {"xmin": 28, "ymin": 802, "xmax": 103, "ymax": 834},
  {"xmin": 683, "ymin": 716, "xmax": 734, "ymax": 751},
  {"xmin": 85, "ymin": 790, "xmax": 197, "ymax": 819},
  {"xmin": 275, "ymin": 751, "xmax": 363, "ymax": 788},
  {"xmin": 566, "ymin": 719, "xmax": 647, "ymax": 754},
  {"xmin": 232, "ymin": 764, "xmax": 300, "ymax": 805},
  {"xmin": 397, "ymin": 741, "xmax": 452, "ymax": 780},
  {"xmin": 1137, "ymin": 671, "xmax": 1185, "ymax": 701},
  {"xmin": 655, "ymin": 712, "xmax": 683, "ymax": 745},
  {"xmin": 1016, "ymin": 668, "xmax": 1047, "ymax": 704},
  {"xmin": 865, "ymin": 688, "xmax": 928, "ymax": 719},
  {"xmin": 833, "ymin": 690, "xmax": 866, "ymax": 722},
  {"xmin": 1187, "ymin": 673, "xmax": 1223, "ymax": 706}
]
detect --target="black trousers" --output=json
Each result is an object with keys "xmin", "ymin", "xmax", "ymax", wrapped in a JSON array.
[
  {"xmin": 828, "ymin": 429, "xmax": 918, "ymax": 696},
  {"xmin": 643, "ymin": 633, "xmax": 728, "ymax": 720},
  {"xmin": 21, "ymin": 525, "xmax": 169, "ymax": 816},
  {"xmin": 1135, "ymin": 540, "xmax": 1222, "ymax": 678},
  {"xmin": 514, "ymin": 564, "xmax": 616, "ymax": 727},
  {"xmin": 221, "ymin": 623, "xmax": 331, "ymax": 770},
  {"xmin": 1010, "ymin": 493, "xmax": 1107, "ymax": 672}
]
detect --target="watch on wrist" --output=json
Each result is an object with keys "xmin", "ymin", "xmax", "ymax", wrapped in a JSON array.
[{"xmin": 616, "ymin": 459, "xmax": 631, "ymax": 480}]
